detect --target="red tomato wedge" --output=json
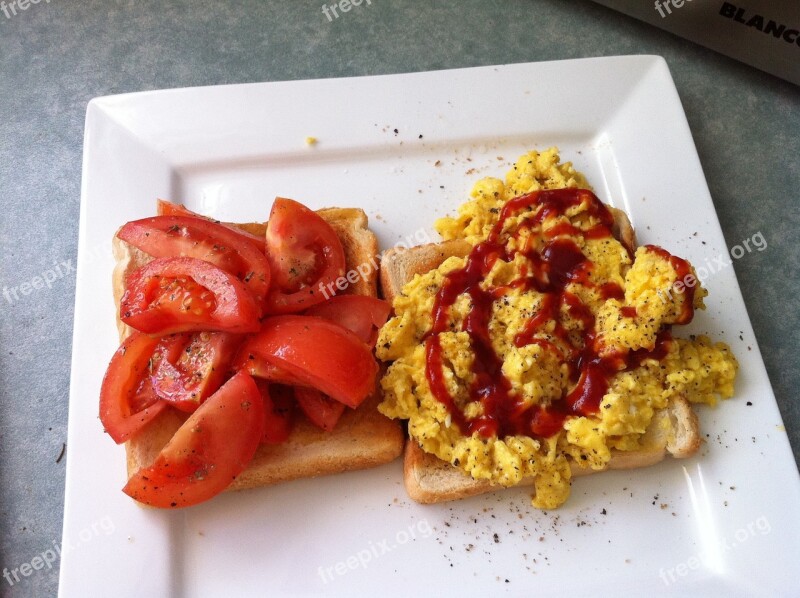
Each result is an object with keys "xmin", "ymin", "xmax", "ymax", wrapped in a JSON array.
[
  {"xmin": 117, "ymin": 215, "xmax": 271, "ymax": 310},
  {"xmin": 235, "ymin": 350, "xmax": 307, "ymax": 386},
  {"xmin": 156, "ymin": 199, "xmax": 266, "ymax": 252},
  {"xmin": 151, "ymin": 332, "xmax": 242, "ymax": 412},
  {"xmin": 294, "ymin": 387, "xmax": 346, "ymax": 432},
  {"xmin": 100, "ymin": 332, "xmax": 168, "ymax": 444},
  {"xmin": 265, "ymin": 198, "xmax": 346, "ymax": 314},
  {"xmin": 122, "ymin": 371, "xmax": 264, "ymax": 508},
  {"xmin": 257, "ymin": 381, "xmax": 295, "ymax": 444},
  {"xmin": 121, "ymin": 257, "xmax": 260, "ymax": 335},
  {"xmin": 304, "ymin": 295, "xmax": 390, "ymax": 347},
  {"xmin": 130, "ymin": 375, "xmax": 161, "ymax": 413},
  {"xmin": 238, "ymin": 315, "xmax": 377, "ymax": 408}
]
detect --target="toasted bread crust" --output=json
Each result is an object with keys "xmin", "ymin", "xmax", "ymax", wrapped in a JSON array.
[
  {"xmin": 609, "ymin": 206, "xmax": 636, "ymax": 254},
  {"xmin": 381, "ymin": 204, "xmax": 702, "ymax": 504},
  {"xmin": 380, "ymin": 239, "xmax": 472, "ymax": 304},
  {"xmin": 402, "ymin": 393, "xmax": 700, "ymax": 504},
  {"xmin": 114, "ymin": 206, "xmax": 404, "ymax": 493}
]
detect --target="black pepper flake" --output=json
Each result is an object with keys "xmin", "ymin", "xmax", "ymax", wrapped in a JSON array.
[{"xmin": 56, "ymin": 443, "xmax": 66, "ymax": 464}]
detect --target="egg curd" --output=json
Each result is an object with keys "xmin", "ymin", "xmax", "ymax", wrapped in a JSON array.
[{"xmin": 377, "ymin": 148, "xmax": 738, "ymax": 509}]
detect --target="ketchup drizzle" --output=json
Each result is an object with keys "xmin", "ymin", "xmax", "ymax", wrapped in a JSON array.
[{"xmin": 424, "ymin": 189, "xmax": 686, "ymax": 440}]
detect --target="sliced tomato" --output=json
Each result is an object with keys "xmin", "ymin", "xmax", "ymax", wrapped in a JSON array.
[
  {"xmin": 121, "ymin": 257, "xmax": 260, "ymax": 335},
  {"xmin": 100, "ymin": 332, "xmax": 168, "ymax": 444},
  {"xmin": 156, "ymin": 199, "xmax": 266, "ymax": 252},
  {"xmin": 304, "ymin": 295, "xmax": 390, "ymax": 347},
  {"xmin": 257, "ymin": 381, "xmax": 295, "ymax": 444},
  {"xmin": 151, "ymin": 332, "xmax": 242, "ymax": 412},
  {"xmin": 122, "ymin": 370, "xmax": 264, "ymax": 508},
  {"xmin": 294, "ymin": 387, "xmax": 346, "ymax": 432},
  {"xmin": 265, "ymin": 198, "xmax": 346, "ymax": 314},
  {"xmin": 130, "ymin": 375, "xmax": 161, "ymax": 413},
  {"xmin": 235, "ymin": 350, "xmax": 307, "ymax": 386},
  {"xmin": 118, "ymin": 215, "xmax": 270, "ymax": 310},
  {"xmin": 238, "ymin": 315, "xmax": 377, "ymax": 408}
]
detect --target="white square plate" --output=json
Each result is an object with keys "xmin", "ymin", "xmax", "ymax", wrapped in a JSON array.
[{"xmin": 61, "ymin": 57, "xmax": 800, "ymax": 597}]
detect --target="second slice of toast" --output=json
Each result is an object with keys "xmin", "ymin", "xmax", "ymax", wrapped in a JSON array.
[{"xmin": 379, "ymin": 208, "xmax": 701, "ymax": 505}]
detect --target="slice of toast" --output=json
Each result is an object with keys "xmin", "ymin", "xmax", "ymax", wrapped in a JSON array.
[
  {"xmin": 380, "ymin": 207, "xmax": 700, "ymax": 504},
  {"xmin": 112, "ymin": 206, "xmax": 404, "ymax": 492}
]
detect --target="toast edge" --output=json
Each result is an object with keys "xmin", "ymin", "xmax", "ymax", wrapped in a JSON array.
[{"xmin": 402, "ymin": 396, "xmax": 700, "ymax": 505}]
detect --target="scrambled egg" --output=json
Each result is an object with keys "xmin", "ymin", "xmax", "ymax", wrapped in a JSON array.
[{"xmin": 377, "ymin": 148, "xmax": 738, "ymax": 509}]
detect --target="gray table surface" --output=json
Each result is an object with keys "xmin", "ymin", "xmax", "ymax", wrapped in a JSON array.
[{"xmin": 0, "ymin": 1, "xmax": 797, "ymax": 596}]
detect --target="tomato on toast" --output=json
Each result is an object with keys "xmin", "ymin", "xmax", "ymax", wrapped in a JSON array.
[
  {"xmin": 122, "ymin": 371, "xmax": 264, "ymax": 508},
  {"xmin": 118, "ymin": 214, "xmax": 270, "ymax": 309},
  {"xmin": 237, "ymin": 315, "xmax": 378, "ymax": 409},
  {"xmin": 257, "ymin": 381, "xmax": 295, "ymax": 444},
  {"xmin": 155, "ymin": 199, "xmax": 266, "ymax": 252},
  {"xmin": 264, "ymin": 198, "xmax": 346, "ymax": 314},
  {"xmin": 151, "ymin": 332, "xmax": 242, "ymax": 412},
  {"xmin": 100, "ymin": 332, "xmax": 169, "ymax": 444},
  {"xmin": 304, "ymin": 295, "xmax": 390, "ymax": 347},
  {"xmin": 294, "ymin": 387, "xmax": 347, "ymax": 432},
  {"xmin": 104, "ymin": 196, "xmax": 386, "ymax": 508},
  {"xmin": 120, "ymin": 257, "xmax": 261, "ymax": 335}
]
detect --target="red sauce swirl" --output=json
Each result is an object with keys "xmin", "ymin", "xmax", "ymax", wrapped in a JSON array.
[{"xmin": 424, "ymin": 189, "xmax": 685, "ymax": 440}]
